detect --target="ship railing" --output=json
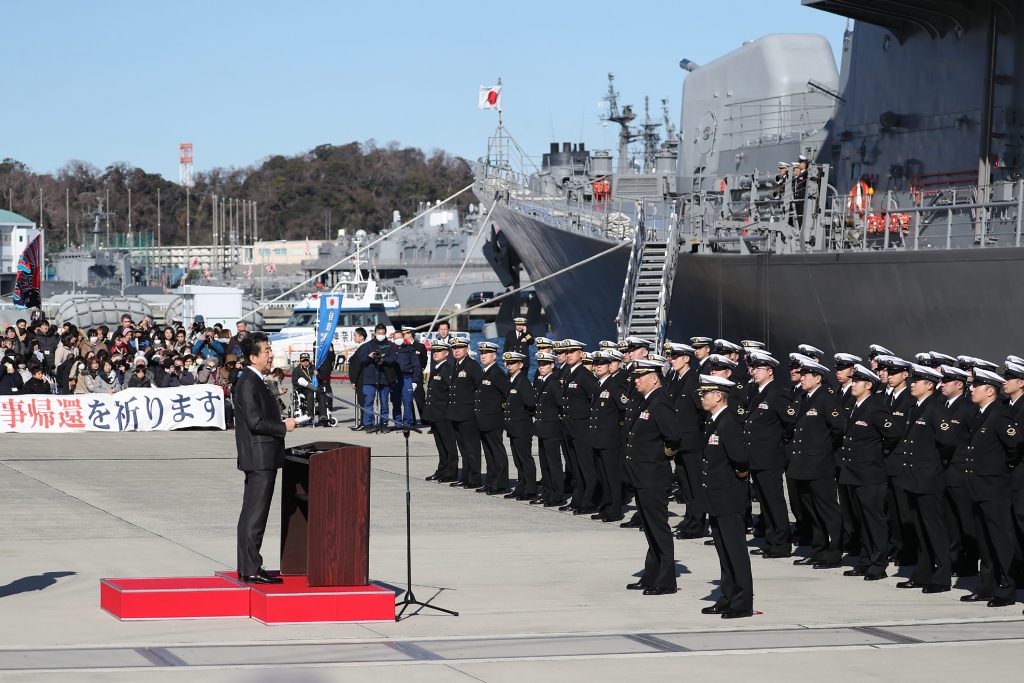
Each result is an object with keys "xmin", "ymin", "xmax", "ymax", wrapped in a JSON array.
[
  {"xmin": 475, "ymin": 159, "xmax": 676, "ymax": 242},
  {"xmin": 821, "ymin": 180, "xmax": 1024, "ymax": 252},
  {"xmin": 616, "ymin": 202, "xmax": 647, "ymax": 340},
  {"xmin": 722, "ymin": 90, "xmax": 835, "ymax": 148}
]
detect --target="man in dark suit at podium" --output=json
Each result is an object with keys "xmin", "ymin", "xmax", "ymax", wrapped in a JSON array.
[{"xmin": 234, "ymin": 332, "xmax": 296, "ymax": 584}]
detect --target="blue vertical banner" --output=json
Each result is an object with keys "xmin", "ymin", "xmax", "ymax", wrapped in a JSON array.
[{"xmin": 311, "ymin": 293, "xmax": 342, "ymax": 389}]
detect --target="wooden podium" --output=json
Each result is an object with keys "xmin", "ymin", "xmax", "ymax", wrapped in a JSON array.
[{"xmin": 280, "ymin": 441, "xmax": 370, "ymax": 587}]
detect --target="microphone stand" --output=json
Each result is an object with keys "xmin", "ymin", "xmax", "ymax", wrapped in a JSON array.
[{"xmin": 322, "ymin": 391, "xmax": 458, "ymax": 621}]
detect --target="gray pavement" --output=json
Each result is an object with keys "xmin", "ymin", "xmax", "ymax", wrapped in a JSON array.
[{"xmin": 1, "ymin": 416, "xmax": 1022, "ymax": 681}]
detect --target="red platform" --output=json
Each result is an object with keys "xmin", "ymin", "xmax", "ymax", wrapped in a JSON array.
[
  {"xmin": 101, "ymin": 572, "xmax": 396, "ymax": 624},
  {"xmin": 219, "ymin": 572, "xmax": 396, "ymax": 624},
  {"xmin": 100, "ymin": 576, "xmax": 250, "ymax": 620}
]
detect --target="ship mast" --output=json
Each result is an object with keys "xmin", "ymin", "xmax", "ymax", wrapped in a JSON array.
[
  {"xmin": 602, "ymin": 73, "xmax": 637, "ymax": 176},
  {"xmin": 639, "ymin": 96, "xmax": 662, "ymax": 173}
]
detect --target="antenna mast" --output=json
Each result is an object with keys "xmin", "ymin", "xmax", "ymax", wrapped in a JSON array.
[{"xmin": 602, "ymin": 73, "xmax": 637, "ymax": 175}]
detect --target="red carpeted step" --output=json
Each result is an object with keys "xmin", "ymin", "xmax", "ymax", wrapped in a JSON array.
[{"xmin": 100, "ymin": 576, "xmax": 250, "ymax": 620}]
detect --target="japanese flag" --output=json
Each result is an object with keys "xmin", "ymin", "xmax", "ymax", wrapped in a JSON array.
[
  {"xmin": 323, "ymin": 295, "xmax": 341, "ymax": 309},
  {"xmin": 479, "ymin": 85, "xmax": 502, "ymax": 110}
]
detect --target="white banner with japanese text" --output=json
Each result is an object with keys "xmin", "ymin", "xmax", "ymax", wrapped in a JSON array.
[{"xmin": 0, "ymin": 385, "xmax": 226, "ymax": 433}]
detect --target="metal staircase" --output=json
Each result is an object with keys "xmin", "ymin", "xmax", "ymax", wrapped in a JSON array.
[{"xmin": 615, "ymin": 204, "xmax": 680, "ymax": 348}]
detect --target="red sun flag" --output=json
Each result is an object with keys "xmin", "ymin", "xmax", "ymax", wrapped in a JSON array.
[{"xmin": 478, "ymin": 85, "xmax": 502, "ymax": 110}]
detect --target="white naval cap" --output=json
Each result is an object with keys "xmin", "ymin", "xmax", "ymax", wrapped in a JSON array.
[
  {"xmin": 851, "ymin": 363, "xmax": 880, "ymax": 383},
  {"xmin": 698, "ymin": 374, "xmax": 736, "ymax": 393},
  {"xmin": 798, "ymin": 343, "xmax": 824, "ymax": 359}
]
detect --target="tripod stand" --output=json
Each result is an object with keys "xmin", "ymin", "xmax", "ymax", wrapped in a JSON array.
[{"xmin": 324, "ymin": 392, "xmax": 459, "ymax": 620}]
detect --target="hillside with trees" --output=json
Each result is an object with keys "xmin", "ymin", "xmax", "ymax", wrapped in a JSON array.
[{"xmin": 0, "ymin": 141, "xmax": 475, "ymax": 249}]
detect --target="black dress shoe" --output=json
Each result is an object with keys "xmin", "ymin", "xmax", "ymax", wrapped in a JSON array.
[
  {"xmin": 843, "ymin": 568, "xmax": 867, "ymax": 577},
  {"xmin": 438, "ymin": 477, "xmax": 458, "ymax": 483},
  {"xmin": 960, "ymin": 593, "xmax": 989, "ymax": 602},
  {"xmin": 621, "ymin": 517, "xmax": 643, "ymax": 529},
  {"xmin": 543, "ymin": 501, "xmax": 562, "ymax": 507},
  {"xmin": 864, "ymin": 572, "xmax": 887, "ymax": 581},
  {"xmin": 349, "ymin": 424, "xmax": 365, "ymax": 431},
  {"xmin": 603, "ymin": 515, "xmax": 625, "ymax": 523},
  {"xmin": 675, "ymin": 530, "xmax": 705, "ymax": 539},
  {"xmin": 558, "ymin": 504, "xmax": 574, "ymax": 512},
  {"xmin": 762, "ymin": 551, "xmax": 792, "ymax": 559},
  {"xmin": 749, "ymin": 548, "xmax": 765, "ymax": 556},
  {"xmin": 475, "ymin": 486, "xmax": 490, "ymax": 493},
  {"xmin": 591, "ymin": 512, "xmax": 605, "ymax": 520},
  {"xmin": 896, "ymin": 580, "xmax": 921, "ymax": 589},
  {"xmin": 703, "ymin": 539, "xmax": 715, "ymax": 546},
  {"xmin": 529, "ymin": 497, "xmax": 547, "ymax": 505},
  {"xmin": 487, "ymin": 488, "xmax": 508, "ymax": 496},
  {"xmin": 626, "ymin": 582, "xmax": 647, "ymax": 590},
  {"xmin": 923, "ymin": 585, "xmax": 950, "ymax": 594},
  {"xmin": 813, "ymin": 561, "xmax": 840, "ymax": 569},
  {"xmin": 642, "ymin": 586, "xmax": 678, "ymax": 596},
  {"xmin": 701, "ymin": 604, "xmax": 728, "ymax": 615},
  {"xmin": 425, "ymin": 473, "xmax": 439, "ymax": 481},
  {"xmin": 241, "ymin": 569, "xmax": 283, "ymax": 585},
  {"xmin": 987, "ymin": 597, "xmax": 1015, "ymax": 607},
  {"xmin": 503, "ymin": 490, "xmax": 520, "ymax": 499},
  {"xmin": 792, "ymin": 557, "xmax": 816, "ymax": 566},
  {"xmin": 449, "ymin": 481, "xmax": 466, "ymax": 487},
  {"xmin": 721, "ymin": 609, "xmax": 755, "ymax": 619},
  {"xmin": 515, "ymin": 493, "xmax": 534, "ymax": 501},
  {"xmin": 573, "ymin": 507, "xmax": 597, "ymax": 515}
]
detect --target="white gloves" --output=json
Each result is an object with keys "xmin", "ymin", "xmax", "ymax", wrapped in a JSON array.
[{"xmin": 297, "ymin": 377, "xmax": 310, "ymax": 388}]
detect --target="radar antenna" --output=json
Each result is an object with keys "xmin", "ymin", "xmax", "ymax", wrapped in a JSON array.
[{"xmin": 602, "ymin": 73, "xmax": 639, "ymax": 175}]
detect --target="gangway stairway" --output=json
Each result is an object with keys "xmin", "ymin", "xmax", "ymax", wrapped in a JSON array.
[{"xmin": 615, "ymin": 210, "xmax": 680, "ymax": 349}]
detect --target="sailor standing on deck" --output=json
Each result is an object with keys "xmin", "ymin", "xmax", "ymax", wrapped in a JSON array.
[
  {"xmin": 588, "ymin": 350, "xmax": 629, "ymax": 523},
  {"xmin": 939, "ymin": 364, "xmax": 980, "ymax": 578},
  {"xmin": 558, "ymin": 339, "xmax": 599, "ymax": 514},
  {"xmin": 623, "ymin": 357, "xmax": 681, "ymax": 595},
  {"xmin": 834, "ymin": 352, "xmax": 863, "ymax": 553},
  {"xmin": 697, "ymin": 374, "xmax": 755, "ymax": 619}
]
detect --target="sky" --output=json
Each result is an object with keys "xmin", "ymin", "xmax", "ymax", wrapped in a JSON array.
[{"xmin": 2, "ymin": 0, "xmax": 847, "ymax": 181}]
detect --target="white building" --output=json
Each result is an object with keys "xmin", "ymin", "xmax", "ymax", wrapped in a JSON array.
[{"xmin": 0, "ymin": 209, "xmax": 37, "ymax": 274}]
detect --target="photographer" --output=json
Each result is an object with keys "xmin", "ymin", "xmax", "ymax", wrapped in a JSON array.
[
  {"xmin": 187, "ymin": 315, "xmax": 207, "ymax": 346},
  {"xmin": 192, "ymin": 325, "xmax": 226, "ymax": 363},
  {"xmin": 352, "ymin": 324, "xmax": 398, "ymax": 433},
  {"xmin": 390, "ymin": 328, "xmax": 420, "ymax": 428}
]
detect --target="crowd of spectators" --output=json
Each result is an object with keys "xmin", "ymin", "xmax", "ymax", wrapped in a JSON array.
[{"xmin": 0, "ymin": 312, "xmax": 251, "ymax": 415}]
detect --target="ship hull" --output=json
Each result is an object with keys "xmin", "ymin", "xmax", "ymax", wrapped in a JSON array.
[{"xmin": 490, "ymin": 203, "xmax": 1024, "ymax": 361}]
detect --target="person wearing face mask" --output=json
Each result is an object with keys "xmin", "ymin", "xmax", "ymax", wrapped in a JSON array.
[
  {"xmin": 352, "ymin": 324, "xmax": 399, "ymax": 433},
  {"xmin": 78, "ymin": 329, "xmax": 107, "ymax": 358},
  {"xmin": 390, "ymin": 328, "xmax": 420, "ymax": 429}
]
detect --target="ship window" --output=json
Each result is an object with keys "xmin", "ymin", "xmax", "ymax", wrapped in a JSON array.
[{"xmin": 284, "ymin": 310, "xmax": 316, "ymax": 327}]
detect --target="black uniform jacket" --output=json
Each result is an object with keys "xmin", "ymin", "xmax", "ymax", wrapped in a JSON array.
[
  {"xmin": 503, "ymin": 370, "xmax": 536, "ymax": 437},
  {"xmin": 623, "ymin": 387, "xmax": 681, "ymax": 489},
  {"xmin": 944, "ymin": 394, "xmax": 978, "ymax": 487},
  {"xmin": 233, "ymin": 367, "xmax": 287, "ymax": 472},
  {"xmin": 532, "ymin": 373, "xmax": 563, "ymax": 440},
  {"xmin": 445, "ymin": 356, "xmax": 482, "ymax": 422},
  {"xmin": 786, "ymin": 386, "xmax": 844, "ymax": 481},
  {"xmin": 742, "ymin": 380, "xmax": 796, "ymax": 471},
  {"xmin": 587, "ymin": 373, "xmax": 628, "ymax": 450},
  {"xmin": 700, "ymin": 409, "xmax": 750, "ymax": 516},
  {"xmin": 884, "ymin": 387, "xmax": 914, "ymax": 477},
  {"xmin": 894, "ymin": 393, "xmax": 956, "ymax": 495},
  {"xmin": 475, "ymin": 363, "xmax": 511, "ymax": 432},
  {"xmin": 503, "ymin": 330, "xmax": 533, "ymax": 356},
  {"xmin": 560, "ymin": 362, "xmax": 597, "ymax": 433},
  {"xmin": 424, "ymin": 358, "xmax": 452, "ymax": 422},
  {"xmin": 837, "ymin": 393, "xmax": 896, "ymax": 486},
  {"xmin": 963, "ymin": 400, "xmax": 1022, "ymax": 501},
  {"xmin": 671, "ymin": 369, "xmax": 705, "ymax": 456},
  {"xmin": 1005, "ymin": 398, "xmax": 1024, "ymax": 491}
]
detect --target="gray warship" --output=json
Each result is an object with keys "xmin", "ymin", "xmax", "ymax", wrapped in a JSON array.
[{"xmin": 477, "ymin": 0, "xmax": 1024, "ymax": 361}]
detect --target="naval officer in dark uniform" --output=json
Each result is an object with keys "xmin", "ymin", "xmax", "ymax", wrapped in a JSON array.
[
  {"xmin": 623, "ymin": 356, "xmax": 681, "ymax": 595},
  {"xmin": 894, "ymin": 363, "xmax": 956, "ymax": 594},
  {"xmin": 503, "ymin": 317, "xmax": 534, "ymax": 371},
  {"xmin": 475, "ymin": 341, "xmax": 511, "ymax": 494},
  {"xmin": 743, "ymin": 350, "xmax": 797, "ymax": 558},
  {"xmin": 959, "ymin": 367, "xmax": 1022, "ymax": 607},
  {"xmin": 424, "ymin": 342, "xmax": 458, "ymax": 483},
  {"xmin": 588, "ymin": 350, "xmax": 629, "ymax": 522},
  {"xmin": 788, "ymin": 358, "xmax": 845, "ymax": 569},
  {"xmin": 697, "ymin": 374, "xmax": 755, "ymax": 619},
  {"xmin": 837, "ymin": 364, "xmax": 896, "ymax": 580},
  {"xmin": 502, "ymin": 351, "xmax": 537, "ymax": 500},
  {"xmin": 532, "ymin": 351, "xmax": 566, "ymax": 506},
  {"xmin": 446, "ymin": 338, "xmax": 483, "ymax": 489},
  {"xmin": 234, "ymin": 332, "xmax": 296, "ymax": 584},
  {"xmin": 559, "ymin": 339, "xmax": 599, "ymax": 513}
]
